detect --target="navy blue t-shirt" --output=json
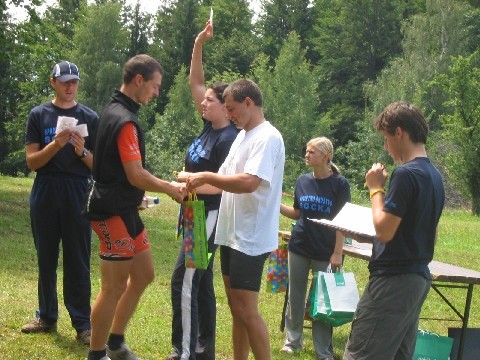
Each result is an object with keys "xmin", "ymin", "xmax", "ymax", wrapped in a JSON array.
[
  {"xmin": 288, "ymin": 173, "xmax": 351, "ymax": 261},
  {"xmin": 369, "ymin": 157, "xmax": 445, "ymax": 279},
  {"xmin": 25, "ymin": 102, "xmax": 99, "ymax": 178},
  {"xmin": 184, "ymin": 120, "xmax": 238, "ymax": 211}
]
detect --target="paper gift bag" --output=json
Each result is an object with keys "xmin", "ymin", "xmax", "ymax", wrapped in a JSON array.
[
  {"xmin": 414, "ymin": 329, "xmax": 454, "ymax": 360},
  {"xmin": 179, "ymin": 192, "xmax": 211, "ymax": 269},
  {"xmin": 304, "ymin": 274, "xmax": 316, "ymax": 321},
  {"xmin": 266, "ymin": 243, "xmax": 288, "ymax": 293},
  {"xmin": 309, "ymin": 270, "xmax": 359, "ymax": 327}
]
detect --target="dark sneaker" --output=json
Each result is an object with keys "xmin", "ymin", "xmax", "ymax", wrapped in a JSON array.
[
  {"xmin": 76, "ymin": 329, "xmax": 91, "ymax": 345},
  {"xmin": 166, "ymin": 352, "xmax": 180, "ymax": 360},
  {"xmin": 21, "ymin": 318, "xmax": 57, "ymax": 333},
  {"xmin": 107, "ymin": 343, "xmax": 139, "ymax": 360}
]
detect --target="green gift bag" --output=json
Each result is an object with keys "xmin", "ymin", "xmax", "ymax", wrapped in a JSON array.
[
  {"xmin": 309, "ymin": 269, "xmax": 359, "ymax": 327},
  {"xmin": 414, "ymin": 330, "xmax": 453, "ymax": 360},
  {"xmin": 178, "ymin": 192, "xmax": 211, "ymax": 269}
]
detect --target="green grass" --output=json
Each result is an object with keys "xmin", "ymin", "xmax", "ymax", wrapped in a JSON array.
[{"xmin": 0, "ymin": 175, "xmax": 479, "ymax": 359}]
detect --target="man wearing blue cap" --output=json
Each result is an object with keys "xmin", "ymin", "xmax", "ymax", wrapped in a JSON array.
[{"xmin": 22, "ymin": 60, "xmax": 99, "ymax": 345}]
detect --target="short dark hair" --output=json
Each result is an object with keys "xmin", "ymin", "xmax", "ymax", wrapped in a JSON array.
[
  {"xmin": 208, "ymin": 82, "xmax": 228, "ymax": 104},
  {"xmin": 374, "ymin": 101, "xmax": 429, "ymax": 144},
  {"xmin": 223, "ymin": 79, "xmax": 263, "ymax": 107},
  {"xmin": 123, "ymin": 54, "xmax": 164, "ymax": 85}
]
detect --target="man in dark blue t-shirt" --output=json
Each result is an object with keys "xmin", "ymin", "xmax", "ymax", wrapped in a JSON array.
[
  {"xmin": 344, "ymin": 102, "xmax": 445, "ymax": 360},
  {"xmin": 23, "ymin": 61, "xmax": 98, "ymax": 345}
]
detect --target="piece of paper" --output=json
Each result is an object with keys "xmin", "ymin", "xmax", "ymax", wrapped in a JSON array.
[
  {"xmin": 55, "ymin": 116, "xmax": 78, "ymax": 134},
  {"xmin": 309, "ymin": 202, "xmax": 376, "ymax": 239},
  {"xmin": 71, "ymin": 124, "xmax": 89, "ymax": 137},
  {"xmin": 210, "ymin": 7, "xmax": 213, "ymax": 23}
]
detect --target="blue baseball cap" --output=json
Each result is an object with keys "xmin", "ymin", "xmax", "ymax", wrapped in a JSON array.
[{"xmin": 52, "ymin": 61, "xmax": 81, "ymax": 82}]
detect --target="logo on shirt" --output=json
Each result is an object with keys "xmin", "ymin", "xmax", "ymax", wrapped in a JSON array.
[
  {"xmin": 188, "ymin": 139, "xmax": 206, "ymax": 164},
  {"xmin": 298, "ymin": 195, "xmax": 333, "ymax": 213},
  {"xmin": 44, "ymin": 127, "xmax": 56, "ymax": 143}
]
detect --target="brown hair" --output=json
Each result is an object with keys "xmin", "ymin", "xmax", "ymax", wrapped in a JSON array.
[
  {"xmin": 123, "ymin": 54, "xmax": 164, "ymax": 85},
  {"xmin": 208, "ymin": 82, "xmax": 228, "ymax": 104},
  {"xmin": 374, "ymin": 101, "xmax": 429, "ymax": 144},
  {"xmin": 223, "ymin": 79, "xmax": 263, "ymax": 107}
]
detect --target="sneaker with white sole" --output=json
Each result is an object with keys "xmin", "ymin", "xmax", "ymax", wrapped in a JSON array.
[
  {"xmin": 107, "ymin": 343, "xmax": 139, "ymax": 360},
  {"xmin": 280, "ymin": 345, "xmax": 295, "ymax": 354}
]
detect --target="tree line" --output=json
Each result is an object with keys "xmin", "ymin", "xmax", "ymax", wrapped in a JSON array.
[{"xmin": 1, "ymin": 0, "xmax": 479, "ymax": 214}]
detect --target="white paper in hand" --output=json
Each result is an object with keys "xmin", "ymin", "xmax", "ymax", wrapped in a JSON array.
[
  {"xmin": 309, "ymin": 202, "xmax": 376, "ymax": 239},
  {"xmin": 71, "ymin": 123, "xmax": 89, "ymax": 137},
  {"xmin": 56, "ymin": 116, "xmax": 78, "ymax": 134},
  {"xmin": 210, "ymin": 7, "xmax": 213, "ymax": 23}
]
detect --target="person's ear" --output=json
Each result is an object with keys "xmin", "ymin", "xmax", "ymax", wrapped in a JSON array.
[{"xmin": 134, "ymin": 74, "xmax": 143, "ymax": 86}]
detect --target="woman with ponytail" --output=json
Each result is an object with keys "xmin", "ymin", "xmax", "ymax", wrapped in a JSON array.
[{"xmin": 280, "ymin": 137, "xmax": 351, "ymax": 359}]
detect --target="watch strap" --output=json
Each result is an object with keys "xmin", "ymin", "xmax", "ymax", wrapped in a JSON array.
[{"xmin": 79, "ymin": 148, "xmax": 89, "ymax": 159}]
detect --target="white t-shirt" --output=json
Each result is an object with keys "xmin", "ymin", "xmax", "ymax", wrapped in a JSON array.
[{"xmin": 215, "ymin": 121, "xmax": 285, "ymax": 256}]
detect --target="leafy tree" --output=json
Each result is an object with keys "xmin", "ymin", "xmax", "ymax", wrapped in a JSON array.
[
  {"xmin": 257, "ymin": 0, "xmax": 315, "ymax": 63},
  {"xmin": 346, "ymin": 0, "xmax": 480, "ymax": 197},
  {"xmin": 252, "ymin": 32, "xmax": 322, "ymax": 191},
  {"xmin": 201, "ymin": 0, "xmax": 258, "ymax": 79},
  {"xmin": 435, "ymin": 51, "xmax": 480, "ymax": 215},
  {"xmin": 150, "ymin": 0, "xmax": 199, "ymax": 113},
  {"xmin": 146, "ymin": 67, "xmax": 199, "ymax": 178},
  {"xmin": 311, "ymin": 0, "xmax": 414, "ymax": 146},
  {"xmin": 72, "ymin": 2, "xmax": 128, "ymax": 112},
  {"xmin": 0, "ymin": 1, "xmax": 17, "ymax": 167},
  {"xmin": 121, "ymin": 1, "xmax": 152, "ymax": 58},
  {"xmin": 1, "ymin": 0, "xmax": 74, "ymax": 175},
  {"xmin": 365, "ymin": 0, "xmax": 478, "ymax": 120},
  {"xmin": 48, "ymin": 0, "xmax": 87, "ymax": 39},
  {"xmin": 151, "ymin": 0, "xmax": 256, "ymax": 114}
]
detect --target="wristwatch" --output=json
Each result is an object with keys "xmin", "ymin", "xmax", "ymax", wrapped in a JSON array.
[{"xmin": 79, "ymin": 148, "xmax": 89, "ymax": 159}]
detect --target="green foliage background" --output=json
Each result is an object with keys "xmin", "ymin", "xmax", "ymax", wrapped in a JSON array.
[{"xmin": 2, "ymin": 0, "xmax": 480, "ymax": 213}]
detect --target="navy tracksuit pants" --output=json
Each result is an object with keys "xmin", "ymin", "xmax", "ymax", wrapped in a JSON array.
[
  {"xmin": 29, "ymin": 174, "xmax": 91, "ymax": 331},
  {"xmin": 170, "ymin": 210, "xmax": 218, "ymax": 360}
]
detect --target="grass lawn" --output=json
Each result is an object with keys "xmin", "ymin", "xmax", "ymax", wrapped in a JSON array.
[{"xmin": 0, "ymin": 175, "xmax": 479, "ymax": 359}]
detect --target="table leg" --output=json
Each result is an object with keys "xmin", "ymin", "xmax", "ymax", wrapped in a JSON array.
[
  {"xmin": 280, "ymin": 284, "xmax": 289, "ymax": 332},
  {"xmin": 457, "ymin": 284, "xmax": 473, "ymax": 360}
]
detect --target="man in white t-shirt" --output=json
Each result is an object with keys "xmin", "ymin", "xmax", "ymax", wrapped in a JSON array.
[{"xmin": 186, "ymin": 79, "xmax": 285, "ymax": 360}]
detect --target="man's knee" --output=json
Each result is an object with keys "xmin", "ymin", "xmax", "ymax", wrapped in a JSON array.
[
  {"xmin": 132, "ymin": 268, "xmax": 155, "ymax": 290},
  {"xmin": 230, "ymin": 299, "xmax": 259, "ymax": 325},
  {"xmin": 101, "ymin": 281, "xmax": 128, "ymax": 301}
]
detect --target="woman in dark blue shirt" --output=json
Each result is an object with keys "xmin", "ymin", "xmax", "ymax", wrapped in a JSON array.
[
  {"xmin": 167, "ymin": 19, "xmax": 238, "ymax": 360},
  {"xmin": 280, "ymin": 137, "xmax": 350, "ymax": 359}
]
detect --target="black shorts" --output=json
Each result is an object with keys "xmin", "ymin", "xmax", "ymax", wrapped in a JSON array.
[{"xmin": 220, "ymin": 246, "xmax": 269, "ymax": 292}]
